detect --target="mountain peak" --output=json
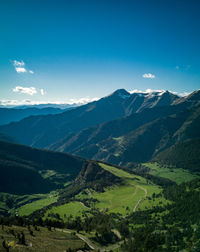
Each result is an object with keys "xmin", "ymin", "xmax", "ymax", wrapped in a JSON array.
[{"xmin": 110, "ymin": 89, "xmax": 131, "ymax": 99}]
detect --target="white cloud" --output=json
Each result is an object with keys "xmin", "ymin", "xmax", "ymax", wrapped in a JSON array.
[
  {"xmin": 13, "ymin": 59, "xmax": 34, "ymax": 74},
  {"xmin": 129, "ymin": 89, "xmax": 164, "ymax": 94},
  {"xmin": 142, "ymin": 73, "xmax": 156, "ymax": 79},
  {"xmin": 129, "ymin": 89, "xmax": 144, "ymax": 94},
  {"xmin": 40, "ymin": 89, "xmax": 45, "ymax": 95},
  {"xmin": 0, "ymin": 97, "xmax": 99, "ymax": 107},
  {"xmin": 179, "ymin": 92, "xmax": 191, "ymax": 97},
  {"xmin": 68, "ymin": 97, "xmax": 99, "ymax": 104},
  {"xmin": 0, "ymin": 99, "xmax": 44, "ymax": 106},
  {"xmin": 13, "ymin": 86, "xmax": 37, "ymax": 96},
  {"xmin": 13, "ymin": 60, "xmax": 25, "ymax": 66},
  {"xmin": 13, "ymin": 60, "xmax": 27, "ymax": 73},
  {"xmin": 15, "ymin": 67, "xmax": 27, "ymax": 73}
]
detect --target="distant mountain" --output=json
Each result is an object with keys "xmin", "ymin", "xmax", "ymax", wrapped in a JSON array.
[
  {"xmin": 51, "ymin": 101, "xmax": 183, "ymax": 153},
  {"xmin": 0, "ymin": 141, "xmax": 86, "ymax": 194},
  {"xmin": 13, "ymin": 103, "xmax": 78, "ymax": 110},
  {"xmin": 0, "ymin": 89, "xmax": 179, "ymax": 148},
  {"xmin": 0, "ymin": 107, "xmax": 66, "ymax": 125},
  {"xmin": 51, "ymin": 90, "xmax": 200, "ymax": 166},
  {"xmin": 0, "ymin": 133, "xmax": 17, "ymax": 143}
]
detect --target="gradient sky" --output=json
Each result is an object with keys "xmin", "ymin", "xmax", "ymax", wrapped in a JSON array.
[{"xmin": 0, "ymin": 0, "xmax": 200, "ymax": 105}]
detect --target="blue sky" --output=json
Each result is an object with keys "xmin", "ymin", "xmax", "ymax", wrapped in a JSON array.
[{"xmin": 0, "ymin": 0, "xmax": 199, "ymax": 105}]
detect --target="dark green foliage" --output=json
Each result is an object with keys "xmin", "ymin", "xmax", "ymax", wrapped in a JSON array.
[
  {"xmin": 17, "ymin": 231, "xmax": 26, "ymax": 245},
  {"xmin": 154, "ymin": 138, "xmax": 200, "ymax": 172},
  {"xmin": 2, "ymin": 240, "xmax": 9, "ymax": 252},
  {"xmin": 122, "ymin": 178, "xmax": 200, "ymax": 251},
  {"xmin": 65, "ymin": 210, "xmax": 121, "ymax": 245},
  {"xmin": 163, "ymin": 179, "xmax": 200, "ymax": 224},
  {"xmin": 1, "ymin": 176, "xmax": 200, "ymax": 251},
  {"xmin": 0, "ymin": 141, "xmax": 85, "ymax": 194}
]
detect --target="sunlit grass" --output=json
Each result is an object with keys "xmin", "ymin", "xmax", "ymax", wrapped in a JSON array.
[{"xmin": 144, "ymin": 162, "xmax": 199, "ymax": 184}]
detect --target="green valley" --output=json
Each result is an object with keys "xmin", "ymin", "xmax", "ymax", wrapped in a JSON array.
[
  {"xmin": 144, "ymin": 162, "xmax": 199, "ymax": 184},
  {"xmin": 0, "ymin": 90, "xmax": 200, "ymax": 251}
]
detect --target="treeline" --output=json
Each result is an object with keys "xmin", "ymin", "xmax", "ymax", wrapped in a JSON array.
[
  {"xmin": 1, "ymin": 178, "xmax": 200, "ymax": 250},
  {"xmin": 154, "ymin": 138, "xmax": 200, "ymax": 172},
  {"xmin": 0, "ymin": 210, "xmax": 128, "ymax": 246},
  {"xmin": 122, "ymin": 178, "xmax": 200, "ymax": 251}
]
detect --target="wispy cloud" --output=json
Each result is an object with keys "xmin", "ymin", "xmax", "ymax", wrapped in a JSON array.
[
  {"xmin": 40, "ymin": 89, "xmax": 45, "ymax": 96},
  {"xmin": 13, "ymin": 60, "xmax": 25, "ymax": 67},
  {"xmin": 142, "ymin": 73, "xmax": 156, "ymax": 79},
  {"xmin": 69, "ymin": 97, "xmax": 99, "ymax": 104},
  {"xmin": 15, "ymin": 67, "xmax": 27, "ymax": 73},
  {"xmin": 179, "ymin": 92, "xmax": 191, "ymax": 97},
  {"xmin": 13, "ymin": 86, "xmax": 37, "ymax": 95},
  {"xmin": 0, "ymin": 96, "xmax": 99, "ymax": 107},
  {"xmin": 12, "ymin": 60, "xmax": 34, "ymax": 74},
  {"xmin": 175, "ymin": 65, "xmax": 191, "ymax": 71}
]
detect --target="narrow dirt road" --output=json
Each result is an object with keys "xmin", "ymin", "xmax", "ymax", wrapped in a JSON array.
[
  {"xmin": 76, "ymin": 233, "xmax": 97, "ymax": 250},
  {"xmin": 133, "ymin": 185, "xmax": 147, "ymax": 212}
]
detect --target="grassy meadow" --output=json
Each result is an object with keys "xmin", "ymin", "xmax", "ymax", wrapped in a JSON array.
[
  {"xmin": 0, "ymin": 225, "xmax": 86, "ymax": 252},
  {"xmin": 42, "ymin": 163, "xmax": 169, "ymax": 220},
  {"xmin": 144, "ymin": 162, "xmax": 199, "ymax": 184}
]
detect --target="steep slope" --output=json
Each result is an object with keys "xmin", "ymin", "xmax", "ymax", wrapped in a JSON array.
[
  {"xmin": 126, "ymin": 90, "xmax": 178, "ymax": 114},
  {"xmin": 0, "ymin": 89, "xmax": 178, "ymax": 148},
  {"xmin": 52, "ymin": 91, "xmax": 199, "ymax": 160},
  {"xmin": 58, "ymin": 161, "xmax": 123, "ymax": 201},
  {"xmin": 51, "ymin": 101, "xmax": 183, "ymax": 153},
  {"xmin": 153, "ymin": 138, "xmax": 200, "ymax": 172},
  {"xmin": 0, "ymin": 141, "xmax": 86, "ymax": 194},
  {"xmin": 75, "ymin": 161, "xmax": 122, "ymax": 190},
  {"xmin": 173, "ymin": 89, "xmax": 200, "ymax": 106},
  {"xmin": 61, "ymin": 101, "xmax": 200, "ymax": 166},
  {"xmin": 0, "ymin": 107, "xmax": 64, "ymax": 125},
  {"xmin": 102, "ymin": 104, "xmax": 200, "ymax": 165}
]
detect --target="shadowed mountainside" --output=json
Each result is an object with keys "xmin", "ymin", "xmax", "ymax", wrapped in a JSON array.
[
  {"xmin": 0, "ymin": 141, "xmax": 85, "ymax": 194},
  {"xmin": 0, "ymin": 89, "xmax": 178, "ymax": 149}
]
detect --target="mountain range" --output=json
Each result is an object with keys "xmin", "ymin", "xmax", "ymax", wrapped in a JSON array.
[
  {"xmin": 0, "ymin": 107, "xmax": 66, "ymax": 125},
  {"xmin": 0, "ymin": 89, "xmax": 178, "ymax": 145},
  {"xmin": 0, "ymin": 88, "xmax": 199, "ymax": 168},
  {"xmin": 0, "ymin": 88, "xmax": 200, "ymax": 252}
]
